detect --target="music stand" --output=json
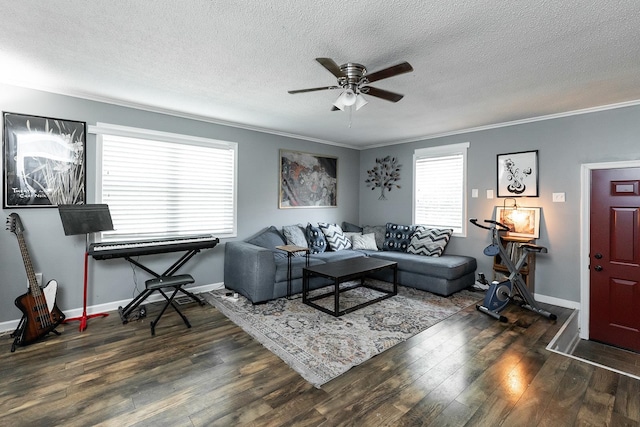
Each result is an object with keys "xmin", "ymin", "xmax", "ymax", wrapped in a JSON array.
[{"xmin": 58, "ymin": 204, "xmax": 114, "ymax": 331}]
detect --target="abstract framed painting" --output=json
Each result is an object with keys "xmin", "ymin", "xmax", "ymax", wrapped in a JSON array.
[{"xmin": 279, "ymin": 149, "xmax": 337, "ymax": 208}]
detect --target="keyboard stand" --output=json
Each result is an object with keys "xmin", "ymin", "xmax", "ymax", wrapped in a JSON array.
[{"xmin": 117, "ymin": 248, "xmax": 206, "ymax": 323}]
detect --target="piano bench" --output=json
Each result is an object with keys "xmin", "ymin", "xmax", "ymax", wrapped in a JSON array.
[
  {"xmin": 145, "ymin": 274, "xmax": 195, "ymax": 336},
  {"xmin": 145, "ymin": 274, "xmax": 195, "ymax": 290}
]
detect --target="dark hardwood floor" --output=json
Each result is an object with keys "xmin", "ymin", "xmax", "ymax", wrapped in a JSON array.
[
  {"xmin": 1, "ymin": 295, "xmax": 639, "ymax": 426},
  {"xmin": 572, "ymin": 339, "xmax": 640, "ymax": 379}
]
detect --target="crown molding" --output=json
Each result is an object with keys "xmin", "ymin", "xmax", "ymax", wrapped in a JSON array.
[{"xmin": 4, "ymin": 81, "xmax": 640, "ymax": 152}]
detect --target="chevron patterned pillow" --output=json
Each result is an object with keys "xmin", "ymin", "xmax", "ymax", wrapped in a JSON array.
[
  {"xmin": 407, "ymin": 227, "xmax": 454, "ymax": 256},
  {"xmin": 318, "ymin": 222, "xmax": 352, "ymax": 251}
]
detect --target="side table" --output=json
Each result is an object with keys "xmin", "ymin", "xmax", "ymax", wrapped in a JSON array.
[{"xmin": 276, "ymin": 245, "xmax": 310, "ymax": 298}]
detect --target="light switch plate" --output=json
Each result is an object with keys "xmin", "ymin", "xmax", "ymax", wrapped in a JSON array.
[
  {"xmin": 472, "ymin": 189, "xmax": 478, "ymax": 198},
  {"xmin": 552, "ymin": 192, "xmax": 566, "ymax": 202},
  {"xmin": 487, "ymin": 189, "xmax": 494, "ymax": 199}
]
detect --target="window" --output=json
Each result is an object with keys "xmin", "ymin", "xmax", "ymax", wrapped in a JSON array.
[
  {"xmin": 91, "ymin": 123, "xmax": 237, "ymax": 242},
  {"xmin": 413, "ymin": 142, "xmax": 469, "ymax": 236}
]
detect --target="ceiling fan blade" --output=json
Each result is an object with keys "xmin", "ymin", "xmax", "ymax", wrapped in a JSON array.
[
  {"xmin": 315, "ymin": 58, "xmax": 344, "ymax": 78},
  {"xmin": 288, "ymin": 86, "xmax": 339, "ymax": 94},
  {"xmin": 365, "ymin": 62, "xmax": 413, "ymax": 83},
  {"xmin": 331, "ymin": 106, "xmax": 340, "ymax": 111},
  {"xmin": 361, "ymin": 86, "xmax": 404, "ymax": 102}
]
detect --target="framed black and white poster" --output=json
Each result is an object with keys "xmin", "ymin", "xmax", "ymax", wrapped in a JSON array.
[
  {"xmin": 497, "ymin": 150, "xmax": 538, "ymax": 197},
  {"xmin": 279, "ymin": 149, "xmax": 337, "ymax": 208},
  {"xmin": 3, "ymin": 112, "xmax": 86, "ymax": 208}
]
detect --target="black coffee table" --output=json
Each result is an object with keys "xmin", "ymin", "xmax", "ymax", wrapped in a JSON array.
[{"xmin": 302, "ymin": 257, "xmax": 398, "ymax": 317}]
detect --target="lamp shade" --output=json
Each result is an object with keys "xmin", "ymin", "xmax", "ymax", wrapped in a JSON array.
[
  {"xmin": 355, "ymin": 94, "xmax": 368, "ymax": 110},
  {"xmin": 333, "ymin": 89, "xmax": 357, "ymax": 110}
]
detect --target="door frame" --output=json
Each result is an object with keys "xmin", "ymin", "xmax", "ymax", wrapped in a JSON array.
[{"xmin": 580, "ymin": 160, "xmax": 640, "ymax": 339}]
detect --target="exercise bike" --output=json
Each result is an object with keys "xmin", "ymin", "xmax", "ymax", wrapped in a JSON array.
[{"xmin": 470, "ymin": 218, "xmax": 557, "ymax": 322}]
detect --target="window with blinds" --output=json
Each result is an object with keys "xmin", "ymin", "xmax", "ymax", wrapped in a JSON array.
[
  {"xmin": 93, "ymin": 124, "xmax": 237, "ymax": 242},
  {"xmin": 413, "ymin": 142, "xmax": 469, "ymax": 235}
]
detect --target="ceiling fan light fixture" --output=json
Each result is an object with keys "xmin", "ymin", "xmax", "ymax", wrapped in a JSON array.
[
  {"xmin": 333, "ymin": 88, "xmax": 359, "ymax": 111},
  {"xmin": 355, "ymin": 94, "xmax": 368, "ymax": 110}
]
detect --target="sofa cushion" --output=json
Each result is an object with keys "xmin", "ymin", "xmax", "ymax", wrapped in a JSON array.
[
  {"xmin": 351, "ymin": 233, "xmax": 378, "ymax": 251},
  {"xmin": 383, "ymin": 223, "xmax": 416, "ymax": 252},
  {"xmin": 305, "ymin": 223, "xmax": 327, "ymax": 253},
  {"xmin": 342, "ymin": 221, "xmax": 363, "ymax": 233},
  {"xmin": 407, "ymin": 227, "xmax": 453, "ymax": 257},
  {"xmin": 247, "ymin": 226, "xmax": 287, "ymax": 259},
  {"xmin": 369, "ymin": 251, "xmax": 476, "ymax": 280},
  {"xmin": 318, "ymin": 222, "xmax": 352, "ymax": 251},
  {"xmin": 282, "ymin": 224, "xmax": 308, "ymax": 255},
  {"xmin": 309, "ymin": 249, "xmax": 367, "ymax": 263},
  {"xmin": 362, "ymin": 225, "xmax": 386, "ymax": 250}
]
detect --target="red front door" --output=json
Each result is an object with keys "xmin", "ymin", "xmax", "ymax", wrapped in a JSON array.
[{"xmin": 590, "ymin": 167, "xmax": 640, "ymax": 353}]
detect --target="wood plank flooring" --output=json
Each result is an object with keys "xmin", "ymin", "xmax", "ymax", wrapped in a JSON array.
[
  {"xmin": 1, "ymin": 295, "xmax": 639, "ymax": 426},
  {"xmin": 572, "ymin": 339, "xmax": 640, "ymax": 379}
]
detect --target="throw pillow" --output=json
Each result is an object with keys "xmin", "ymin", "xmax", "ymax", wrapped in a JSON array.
[
  {"xmin": 383, "ymin": 222, "xmax": 416, "ymax": 252},
  {"xmin": 305, "ymin": 223, "xmax": 327, "ymax": 253},
  {"xmin": 246, "ymin": 226, "xmax": 287, "ymax": 259},
  {"xmin": 362, "ymin": 225, "xmax": 387, "ymax": 250},
  {"xmin": 282, "ymin": 224, "xmax": 308, "ymax": 248},
  {"xmin": 342, "ymin": 221, "xmax": 363, "ymax": 233},
  {"xmin": 318, "ymin": 222, "xmax": 352, "ymax": 251},
  {"xmin": 344, "ymin": 231, "xmax": 362, "ymax": 245},
  {"xmin": 407, "ymin": 227, "xmax": 454, "ymax": 256},
  {"xmin": 351, "ymin": 233, "xmax": 378, "ymax": 251}
]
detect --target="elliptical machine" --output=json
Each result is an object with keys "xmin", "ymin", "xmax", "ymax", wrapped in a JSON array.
[{"xmin": 470, "ymin": 218, "xmax": 557, "ymax": 322}]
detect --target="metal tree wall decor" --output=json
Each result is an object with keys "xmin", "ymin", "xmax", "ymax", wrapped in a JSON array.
[{"xmin": 365, "ymin": 156, "xmax": 402, "ymax": 200}]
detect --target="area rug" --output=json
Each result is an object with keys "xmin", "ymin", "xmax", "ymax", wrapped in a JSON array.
[{"xmin": 203, "ymin": 280, "xmax": 481, "ymax": 388}]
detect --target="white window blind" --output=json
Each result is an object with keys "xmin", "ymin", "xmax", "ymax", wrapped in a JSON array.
[
  {"xmin": 93, "ymin": 124, "xmax": 236, "ymax": 242},
  {"xmin": 413, "ymin": 143, "xmax": 469, "ymax": 235}
]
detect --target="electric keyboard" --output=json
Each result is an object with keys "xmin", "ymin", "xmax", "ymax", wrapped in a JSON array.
[{"xmin": 89, "ymin": 234, "xmax": 219, "ymax": 259}]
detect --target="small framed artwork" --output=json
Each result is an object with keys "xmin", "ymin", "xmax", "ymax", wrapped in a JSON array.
[
  {"xmin": 496, "ymin": 206, "xmax": 541, "ymax": 239},
  {"xmin": 279, "ymin": 149, "xmax": 337, "ymax": 208},
  {"xmin": 3, "ymin": 112, "xmax": 86, "ymax": 208},
  {"xmin": 497, "ymin": 150, "xmax": 538, "ymax": 197}
]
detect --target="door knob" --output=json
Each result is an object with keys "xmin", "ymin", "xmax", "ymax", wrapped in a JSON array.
[
  {"xmin": 594, "ymin": 265, "xmax": 603, "ymax": 272},
  {"xmin": 594, "ymin": 253, "xmax": 603, "ymax": 259}
]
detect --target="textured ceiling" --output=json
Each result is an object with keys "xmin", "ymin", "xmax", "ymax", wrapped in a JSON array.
[{"xmin": 2, "ymin": 1, "xmax": 640, "ymax": 148}]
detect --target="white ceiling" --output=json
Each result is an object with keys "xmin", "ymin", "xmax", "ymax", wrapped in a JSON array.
[{"xmin": 2, "ymin": 1, "xmax": 640, "ymax": 149}]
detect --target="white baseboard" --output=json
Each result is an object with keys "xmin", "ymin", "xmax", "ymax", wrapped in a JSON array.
[
  {"xmin": 0, "ymin": 282, "xmax": 225, "ymax": 334},
  {"xmin": 534, "ymin": 293, "xmax": 581, "ymax": 310},
  {"xmin": 546, "ymin": 309, "xmax": 581, "ymax": 353}
]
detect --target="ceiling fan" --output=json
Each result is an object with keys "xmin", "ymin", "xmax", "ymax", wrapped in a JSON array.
[{"xmin": 288, "ymin": 58, "xmax": 413, "ymax": 111}]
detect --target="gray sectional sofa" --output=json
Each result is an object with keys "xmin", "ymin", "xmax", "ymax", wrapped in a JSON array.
[{"xmin": 223, "ymin": 222, "xmax": 477, "ymax": 303}]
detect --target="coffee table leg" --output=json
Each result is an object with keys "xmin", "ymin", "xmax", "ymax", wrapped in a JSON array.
[
  {"xmin": 302, "ymin": 269, "xmax": 308, "ymax": 303},
  {"xmin": 393, "ymin": 263, "xmax": 398, "ymax": 295},
  {"xmin": 334, "ymin": 278, "xmax": 340, "ymax": 316}
]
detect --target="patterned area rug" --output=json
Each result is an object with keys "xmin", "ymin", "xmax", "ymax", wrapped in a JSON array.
[{"xmin": 204, "ymin": 280, "xmax": 481, "ymax": 388}]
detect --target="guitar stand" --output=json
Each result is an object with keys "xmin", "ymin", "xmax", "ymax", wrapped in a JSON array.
[
  {"xmin": 117, "ymin": 249, "xmax": 206, "ymax": 324},
  {"xmin": 10, "ymin": 316, "xmax": 61, "ymax": 353}
]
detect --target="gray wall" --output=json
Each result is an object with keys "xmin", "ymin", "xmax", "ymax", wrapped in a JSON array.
[
  {"xmin": 3, "ymin": 82, "xmax": 639, "ymax": 324},
  {"xmin": 0, "ymin": 84, "xmax": 359, "ymax": 323},
  {"xmin": 360, "ymin": 105, "xmax": 640, "ymax": 303}
]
